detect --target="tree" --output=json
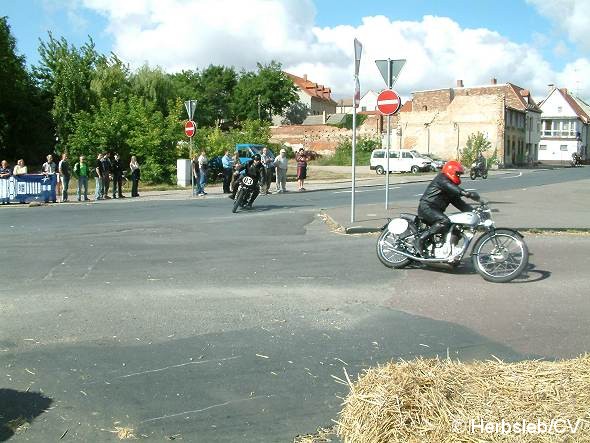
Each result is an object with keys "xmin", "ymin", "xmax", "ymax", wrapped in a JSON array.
[
  {"xmin": 34, "ymin": 33, "xmax": 99, "ymax": 151},
  {"xmin": 282, "ymin": 102, "xmax": 309, "ymax": 125},
  {"xmin": 0, "ymin": 17, "xmax": 53, "ymax": 165},
  {"xmin": 232, "ymin": 61, "xmax": 297, "ymax": 122},
  {"xmin": 460, "ymin": 131, "xmax": 492, "ymax": 167},
  {"xmin": 90, "ymin": 53, "xmax": 131, "ymax": 104},
  {"xmin": 129, "ymin": 64, "xmax": 175, "ymax": 116}
]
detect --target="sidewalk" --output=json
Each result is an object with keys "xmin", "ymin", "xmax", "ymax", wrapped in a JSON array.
[{"xmin": 324, "ymin": 178, "xmax": 590, "ymax": 233}]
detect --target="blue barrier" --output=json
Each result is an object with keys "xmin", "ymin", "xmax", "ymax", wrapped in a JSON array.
[{"xmin": 0, "ymin": 174, "xmax": 57, "ymax": 204}]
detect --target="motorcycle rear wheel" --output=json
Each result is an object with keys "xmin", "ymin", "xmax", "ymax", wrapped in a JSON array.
[
  {"xmin": 482, "ymin": 170, "xmax": 488, "ymax": 179},
  {"xmin": 232, "ymin": 189, "xmax": 244, "ymax": 213},
  {"xmin": 472, "ymin": 229, "xmax": 528, "ymax": 283},
  {"xmin": 376, "ymin": 230, "xmax": 411, "ymax": 268}
]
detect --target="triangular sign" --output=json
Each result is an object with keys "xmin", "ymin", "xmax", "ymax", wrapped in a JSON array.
[{"xmin": 375, "ymin": 59, "xmax": 406, "ymax": 88}]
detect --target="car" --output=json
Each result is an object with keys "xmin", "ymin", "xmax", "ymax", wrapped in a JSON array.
[
  {"xmin": 235, "ymin": 144, "xmax": 274, "ymax": 163},
  {"xmin": 420, "ymin": 153, "xmax": 445, "ymax": 171},
  {"xmin": 369, "ymin": 149, "xmax": 431, "ymax": 174}
]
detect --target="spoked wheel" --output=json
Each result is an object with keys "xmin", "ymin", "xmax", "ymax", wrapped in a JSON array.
[
  {"xmin": 482, "ymin": 170, "xmax": 488, "ymax": 179},
  {"xmin": 232, "ymin": 189, "xmax": 244, "ymax": 213},
  {"xmin": 472, "ymin": 229, "xmax": 529, "ymax": 282},
  {"xmin": 376, "ymin": 230, "xmax": 411, "ymax": 268},
  {"xmin": 470, "ymin": 170, "xmax": 477, "ymax": 180}
]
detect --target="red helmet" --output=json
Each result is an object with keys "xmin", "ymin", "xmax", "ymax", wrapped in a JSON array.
[{"xmin": 442, "ymin": 160, "xmax": 464, "ymax": 185}]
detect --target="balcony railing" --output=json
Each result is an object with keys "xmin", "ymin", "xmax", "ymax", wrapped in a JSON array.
[{"xmin": 541, "ymin": 130, "xmax": 578, "ymax": 138}]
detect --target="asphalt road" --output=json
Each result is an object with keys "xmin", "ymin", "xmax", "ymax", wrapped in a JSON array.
[{"xmin": 1, "ymin": 167, "xmax": 589, "ymax": 442}]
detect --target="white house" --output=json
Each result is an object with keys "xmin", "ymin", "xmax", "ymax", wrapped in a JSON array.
[
  {"xmin": 336, "ymin": 90, "xmax": 379, "ymax": 114},
  {"xmin": 537, "ymin": 87, "xmax": 589, "ymax": 162}
]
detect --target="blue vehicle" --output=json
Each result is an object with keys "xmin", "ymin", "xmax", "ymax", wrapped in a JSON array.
[{"xmin": 235, "ymin": 143, "xmax": 274, "ymax": 163}]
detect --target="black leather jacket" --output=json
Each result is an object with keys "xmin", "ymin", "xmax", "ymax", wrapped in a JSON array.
[
  {"xmin": 239, "ymin": 160, "xmax": 265, "ymax": 183},
  {"xmin": 419, "ymin": 173, "xmax": 473, "ymax": 213}
]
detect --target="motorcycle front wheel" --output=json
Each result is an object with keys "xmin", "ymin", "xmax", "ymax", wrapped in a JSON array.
[
  {"xmin": 232, "ymin": 188, "xmax": 244, "ymax": 213},
  {"xmin": 482, "ymin": 170, "xmax": 488, "ymax": 179},
  {"xmin": 470, "ymin": 169, "xmax": 477, "ymax": 180},
  {"xmin": 376, "ymin": 230, "xmax": 411, "ymax": 268},
  {"xmin": 471, "ymin": 229, "xmax": 528, "ymax": 283}
]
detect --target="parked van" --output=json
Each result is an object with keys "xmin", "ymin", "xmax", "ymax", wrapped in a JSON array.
[
  {"xmin": 369, "ymin": 149, "xmax": 431, "ymax": 174},
  {"xmin": 235, "ymin": 143, "xmax": 274, "ymax": 163}
]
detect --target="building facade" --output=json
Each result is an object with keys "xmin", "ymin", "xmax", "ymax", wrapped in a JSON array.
[{"xmin": 537, "ymin": 87, "xmax": 589, "ymax": 162}]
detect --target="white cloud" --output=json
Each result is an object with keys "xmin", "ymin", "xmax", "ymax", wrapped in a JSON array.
[
  {"xmin": 77, "ymin": 0, "xmax": 590, "ymax": 100},
  {"xmin": 526, "ymin": 0, "xmax": 590, "ymax": 52}
]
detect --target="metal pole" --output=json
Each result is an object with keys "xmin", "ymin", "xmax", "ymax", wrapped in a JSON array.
[
  {"xmin": 190, "ymin": 136, "xmax": 195, "ymax": 196},
  {"xmin": 351, "ymin": 95, "xmax": 357, "ymax": 222},
  {"xmin": 385, "ymin": 58, "xmax": 391, "ymax": 210}
]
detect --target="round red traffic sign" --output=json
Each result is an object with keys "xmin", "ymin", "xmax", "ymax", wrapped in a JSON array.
[
  {"xmin": 184, "ymin": 120, "xmax": 196, "ymax": 137},
  {"xmin": 377, "ymin": 89, "xmax": 401, "ymax": 115}
]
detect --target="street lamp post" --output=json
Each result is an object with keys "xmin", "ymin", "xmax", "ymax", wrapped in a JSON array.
[
  {"xmin": 351, "ymin": 38, "xmax": 362, "ymax": 223},
  {"xmin": 454, "ymin": 122, "xmax": 460, "ymax": 160}
]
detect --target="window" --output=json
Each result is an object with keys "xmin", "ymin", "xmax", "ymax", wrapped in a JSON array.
[
  {"xmin": 539, "ymin": 145, "xmax": 547, "ymax": 150},
  {"xmin": 541, "ymin": 119, "xmax": 578, "ymax": 137},
  {"xmin": 402, "ymin": 152, "xmax": 412, "ymax": 159},
  {"xmin": 389, "ymin": 151, "xmax": 399, "ymax": 159},
  {"xmin": 373, "ymin": 151, "xmax": 384, "ymax": 159},
  {"xmin": 560, "ymin": 145, "xmax": 568, "ymax": 151}
]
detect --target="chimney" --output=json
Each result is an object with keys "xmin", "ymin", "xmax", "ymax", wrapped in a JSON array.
[
  {"xmin": 490, "ymin": 77, "xmax": 497, "ymax": 85},
  {"xmin": 456, "ymin": 79, "xmax": 464, "ymax": 88},
  {"xmin": 303, "ymin": 74, "xmax": 308, "ymax": 81}
]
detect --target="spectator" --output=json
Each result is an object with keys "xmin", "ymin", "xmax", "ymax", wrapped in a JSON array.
[
  {"xmin": 230, "ymin": 152, "xmax": 242, "ymax": 195},
  {"xmin": 13, "ymin": 159, "xmax": 27, "ymax": 175},
  {"xmin": 42, "ymin": 154, "xmax": 56, "ymax": 175},
  {"xmin": 111, "ymin": 153, "xmax": 124, "ymax": 198},
  {"xmin": 94, "ymin": 153, "xmax": 104, "ymax": 200},
  {"xmin": 260, "ymin": 146, "xmax": 275, "ymax": 195},
  {"xmin": 221, "ymin": 150, "xmax": 233, "ymax": 194},
  {"xmin": 73, "ymin": 155, "xmax": 90, "ymax": 201},
  {"xmin": 58, "ymin": 153, "xmax": 71, "ymax": 202},
  {"xmin": 129, "ymin": 155, "xmax": 141, "ymax": 197},
  {"xmin": 295, "ymin": 148, "xmax": 309, "ymax": 191},
  {"xmin": 273, "ymin": 148, "xmax": 289, "ymax": 193},
  {"xmin": 191, "ymin": 154, "xmax": 199, "ymax": 196},
  {"xmin": 101, "ymin": 152, "xmax": 112, "ymax": 198},
  {"xmin": 197, "ymin": 150, "xmax": 208, "ymax": 196},
  {"xmin": 0, "ymin": 160, "xmax": 11, "ymax": 178}
]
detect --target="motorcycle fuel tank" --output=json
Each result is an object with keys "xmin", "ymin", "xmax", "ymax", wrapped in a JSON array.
[{"xmin": 449, "ymin": 212, "xmax": 480, "ymax": 226}]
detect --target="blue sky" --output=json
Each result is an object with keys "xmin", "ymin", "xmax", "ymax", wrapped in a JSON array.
[{"xmin": 1, "ymin": 0, "xmax": 588, "ymax": 99}]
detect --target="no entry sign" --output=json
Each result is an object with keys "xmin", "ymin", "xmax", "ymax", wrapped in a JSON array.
[
  {"xmin": 184, "ymin": 120, "xmax": 196, "ymax": 138},
  {"xmin": 377, "ymin": 89, "xmax": 401, "ymax": 116}
]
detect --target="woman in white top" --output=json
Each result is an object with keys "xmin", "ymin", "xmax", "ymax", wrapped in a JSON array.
[{"xmin": 13, "ymin": 159, "xmax": 28, "ymax": 175}]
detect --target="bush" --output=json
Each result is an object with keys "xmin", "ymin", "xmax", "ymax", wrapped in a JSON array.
[{"xmin": 316, "ymin": 136, "xmax": 379, "ymax": 166}]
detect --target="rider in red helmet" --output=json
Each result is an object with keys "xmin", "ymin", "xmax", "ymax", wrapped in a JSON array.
[{"xmin": 414, "ymin": 160, "xmax": 480, "ymax": 256}]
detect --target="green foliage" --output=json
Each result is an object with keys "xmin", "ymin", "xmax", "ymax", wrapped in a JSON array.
[
  {"xmin": 34, "ymin": 32, "xmax": 99, "ymax": 150},
  {"xmin": 90, "ymin": 54, "xmax": 130, "ymax": 103},
  {"xmin": 129, "ymin": 64, "xmax": 175, "ymax": 116},
  {"xmin": 316, "ymin": 136, "xmax": 380, "ymax": 166},
  {"xmin": 232, "ymin": 61, "xmax": 298, "ymax": 122},
  {"xmin": 460, "ymin": 131, "xmax": 492, "ymax": 166},
  {"xmin": 0, "ymin": 17, "xmax": 53, "ymax": 164},
  {"xmin": 283, "ymin": 102, "xmax": 309, "ymax": 125}
]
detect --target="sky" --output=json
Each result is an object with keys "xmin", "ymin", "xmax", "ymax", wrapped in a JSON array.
[{"xmin": 2, "ymin": 0, "xmax": 590, "ymax": 101}]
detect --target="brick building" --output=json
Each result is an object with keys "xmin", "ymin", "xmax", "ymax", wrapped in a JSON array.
[{"xmin": 398, "ymin": 79, "xmax": 542, "ymax": 166}]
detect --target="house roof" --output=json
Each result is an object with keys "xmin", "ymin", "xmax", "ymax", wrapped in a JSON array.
[
  {"xmin": 285, "ymin": 72, "xmax": 337, "ymax": 104},
  {"xmin": 507, "ymin": 83, "xmax": 543, "ymax": 113},
  {"xmin": 539, "ymin": 87, "xmax": 590, "ymax": 124},
  {"xmin": 400, "ymin": 100, "xmax": 413, "ymax": 112},
  {"xmin": 338, "ymin": 98, "xmax": 353, "ymax": 107}
]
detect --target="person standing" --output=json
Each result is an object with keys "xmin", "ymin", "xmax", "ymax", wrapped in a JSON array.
[
  {"xmin": 191, "ymin": 154, "xmax": 200, "ymax": 196},
  {"xmin": 13, "ymin": 159, "xmax": 27, "ymax": 175},
  {"xmin": 221, "ymin": 150, "xmax": 233, "ymax": 194},
  {"xmin": 273, "ymin": 148, "xmax": 289, "ymax": 193},
  {"xmin": 42, "ymin": 154, "xmax": 56, "ymax": 175},
  {"xmin": 129, "ymin": 155, "xmax": 141, "ymax": 197},
  {"xmin": 94, "ymin": 153, "xmax": 104, "ymax": 200},
  {"xmin": 74, "ymin": 155, "xmax": 89, "ymax": 201},
  {"xmin": 101, "ymin": 152, "xmax": 112, "ymax": 198},
  {"xmin": 260, "ymin": 147, "xmax": 275, "ymax": 195},
  {"xmin": 295, "ymin": 148, "xmax": 309, "ymax": 191},
  {"xmin": 0, "ymin": 160, "xmax": 11, "ymax": 178},
  {"xmin": 111, "ymin": 153, "xmax": 124, "ymax": 198},
  {"xmin": 197, "ymin": 150, "xmax": 208, "ymax": 196},
  {"xmin": 58, "ymin": 153, "xmax": 71, "ymax": 202}
]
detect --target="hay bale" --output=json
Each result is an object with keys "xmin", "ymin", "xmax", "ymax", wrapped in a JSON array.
[{"xmin": 337, "ymin": 356, "xmax": 590, "ymax": 442}]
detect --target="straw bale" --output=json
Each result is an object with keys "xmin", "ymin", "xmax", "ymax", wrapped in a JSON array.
[{"xmin": 337, "ymin": 356, "xmax": 590, "ymax": 442}]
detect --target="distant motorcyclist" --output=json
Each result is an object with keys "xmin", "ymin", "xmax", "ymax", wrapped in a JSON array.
[
  {"xmin": 414, "ymin": 160, "xmax": 480, "ymax": 256},
  {"xmin": 229, "ymin": 154, "xmax": 265, "ymax": 208},
  {"xmin": 473, "ymin": 152, "xmax": 486, "ymax": 171}
]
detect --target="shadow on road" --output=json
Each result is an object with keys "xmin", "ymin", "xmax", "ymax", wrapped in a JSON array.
[{"xmin": 0, "ymin": 389, "xmax": 52, "ymax": 441}]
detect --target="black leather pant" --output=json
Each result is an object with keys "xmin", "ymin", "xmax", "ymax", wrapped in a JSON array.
[{"xmin": 418, "ymin": 202, "xmax": 451, "ymax": 239}]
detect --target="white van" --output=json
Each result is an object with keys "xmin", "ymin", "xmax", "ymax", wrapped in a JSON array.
[{"xmin": 370, "ymin": 149, "xmax": 431, "ymax": 174}]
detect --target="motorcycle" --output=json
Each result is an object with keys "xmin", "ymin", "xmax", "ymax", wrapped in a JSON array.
[
  {"xmin": 470, "ymin": 161, "xmax": 488, "ymax": 180},
  {"xmin": 232, "ymin": 175, "xmax": 256, "ymax": 213},
  {"xmin": 571, "ymin": 152, "xmax": 582, "ymax": 167},
  {"xmin": 376, "ymin": 200, "xmax": 529, "ymax": 283}
]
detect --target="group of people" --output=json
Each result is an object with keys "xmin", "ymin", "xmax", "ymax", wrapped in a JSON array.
[{"xmin": 0, "ymin": 153, "xmax": 141, "ymax": 203}]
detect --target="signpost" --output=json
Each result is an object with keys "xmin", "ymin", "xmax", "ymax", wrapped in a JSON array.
[
  {"xmin": 184, "ymin": 99, "xmax": 197, "ymax": 195},
  {"xmin": 374, "ymin": 58, "xmax": 406, "ymax": 210},
  {"xmin": 351, "ymin": 38, "xmax": 363, "ymax": 223}
]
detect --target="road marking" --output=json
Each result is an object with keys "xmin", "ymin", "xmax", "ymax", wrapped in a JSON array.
[
  {"xmin": 502, "ymin": 172, "xmax": 523, "ymax": 179},
  {"xmin": 334, "ymin": 186, "xmax": 400, "ymax": 194}
]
